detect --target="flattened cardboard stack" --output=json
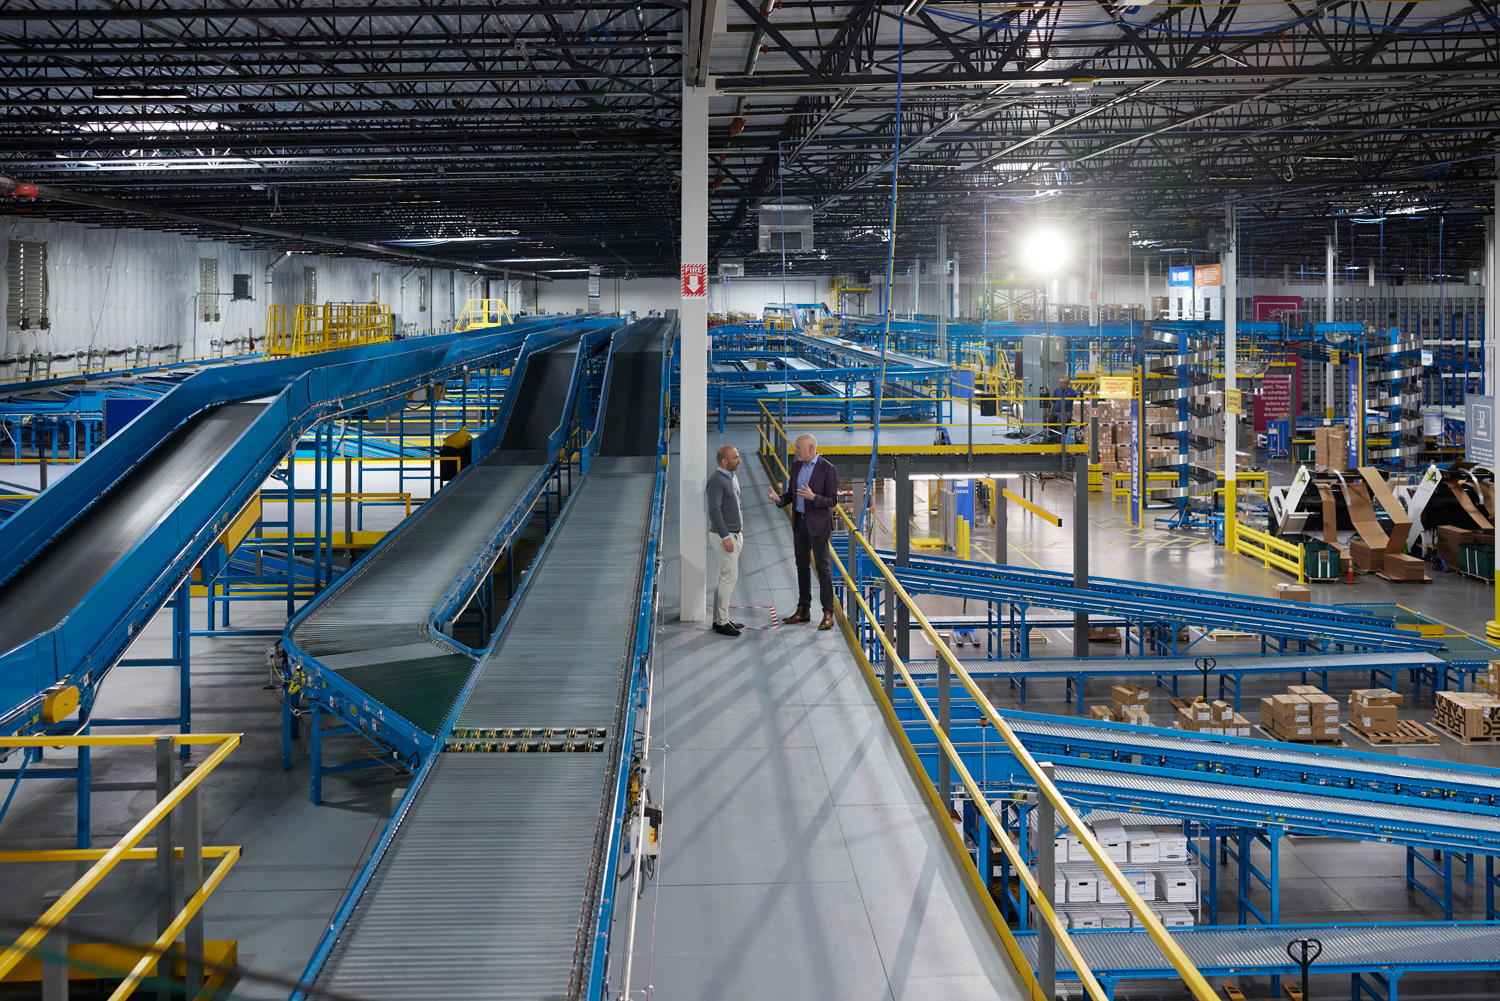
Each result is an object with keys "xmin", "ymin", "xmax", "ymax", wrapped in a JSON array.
[
  {"xmin": 1348, "ymin": 537, "xmax": 1384, "ymax": 574},
  {"xmin": 1436, "ymin": 525, "xmax": 1477, "ymax": 567},
  {"xmin": 1348, "ymin": 688, "xmax": 1404, "ymax": 736},
  {"xmin": 1260, "ymin": 685, "xmax": 1341, "ymax": 742},
  {"xmin": 1433, "ymin": 691, "xmax": 1500, "ymax": 742},
  {"xmin": 1489, "ymin": 659, "xmax": 1500, "ymax": 694},
  {"xmin": 1351, "ymin": 467, "xmax": 1428, "ymax": 583}
]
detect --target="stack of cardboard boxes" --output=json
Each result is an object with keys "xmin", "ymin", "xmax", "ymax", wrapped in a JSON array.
[
  {"xmin": 1029, "ymin": 814, "xmax": 1197, "ymax": 929},
  {"xmin": 1111, "ymin": 684, "xmax": 1152, "ymax": 725},
  {"xmin": 1314, "ymin": 425, "xmax": 1349, "ymax": 471},
  {"xmin": 1381, "ymin": 552, "xmax": 1428, "ymax": 581},
  {"xmin": 1175, "ymin": 697, "xmax": 1252, "ymax": 736},
  {"xmin": 1435, "ymin": 526, "xmax": 1488, "ymax": 567},
  {"xmin": 1433, "ymin": 690, "xmax": 1500, "ymax": 742},
  {"xmin": 1490, "ymin": 659, "xmax": 1499, "ymax": 695},
  {"xmin": 1347, "ymin": 688, "xmax": 1404, "ymax": 738},
  {"xmin": 1260, "ymin": 684, "xmax": 1341, "ymax": 742}
]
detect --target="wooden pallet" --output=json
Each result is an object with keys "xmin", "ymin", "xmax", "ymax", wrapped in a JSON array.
[
  {"xmin": 1207, "ymin": 629, "xmax": 1256, "ymax": 641},
  {"xmin": 1457, "ymin": 569, "xmax": 1495, "ymax": 585},
  {"xmin": 1346, "ymin": 720, "xmax": 1440, "ymax": 745},
  {"xmin": 1257, "ymin": 723, "xmax": 1343, "ymax": 746},
  {"xmin": 1375, "ymin": 571, "xmax": 1434, "ymax": 583},
  {"xmin": 1431, "ymin": 718, "xmax": 1500, "ymax": 743}
]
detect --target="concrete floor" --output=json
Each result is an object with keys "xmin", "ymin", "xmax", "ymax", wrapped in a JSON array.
[{"xmin": 1, "ymin": 424, "xmax": 1498, "ymax": 1000}]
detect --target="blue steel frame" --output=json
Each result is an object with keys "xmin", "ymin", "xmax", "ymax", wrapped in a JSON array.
[
  {"xmin": 280, "ymin": 324, "xmax": 615, "ymax": 789},
  {"xmin": 0, "ymin": 319, "xmax": 572, "ymax": 738},
  {"xmin": 1011, "ymin": 921, "xmax": 1500, "ymax": 1000},
  {"xmin": 289, "ymin": 320, "xmax": 672, "ymax": 1001}
]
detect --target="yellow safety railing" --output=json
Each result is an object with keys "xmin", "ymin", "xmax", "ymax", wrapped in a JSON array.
[
  {"xmin": 264, "ymin": 303, "xmax": 393, "ymax": 358},
  {"xmin": 1237, "ymin": 524, "xmax": 1307, "ymax": 583},
  {"xmin": 0, "ymin": 734, "xmax": 242, "ymax": 998},
  {"xmin": 759, "ymin": 433, "xmax": 1213, "ymax": 999},
  {"xmin": 454, "ymin": 298, "xmax": 513, "ymax": 331}
]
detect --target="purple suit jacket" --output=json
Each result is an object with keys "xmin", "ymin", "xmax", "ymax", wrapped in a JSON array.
[{"xmin": 776, "ymin": 455, "xmax": 839, "ymax": 536}]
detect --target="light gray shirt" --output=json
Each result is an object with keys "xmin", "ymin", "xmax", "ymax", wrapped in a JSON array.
[{"xmin": 706, "ymin": 466, "xmax": 742, "ymax": 539}]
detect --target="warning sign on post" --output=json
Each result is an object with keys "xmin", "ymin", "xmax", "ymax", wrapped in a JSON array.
[{"xmin": 681, "ymin": 263, "xmax": 707, "ymax": 298}]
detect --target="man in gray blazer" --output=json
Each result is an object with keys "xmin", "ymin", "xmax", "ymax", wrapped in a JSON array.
[{"xmin": 706, "ymin": 444, "xmax": 746, "ymax": 636}]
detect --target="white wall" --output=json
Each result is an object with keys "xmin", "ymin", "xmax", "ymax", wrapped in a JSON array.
[
  {"xmin": 0, "ymin": 217, "xmax": 476, "ymax": 372},
  {"xmin": 530, "ymin": 274, "xmax": 835, "ymax": 317}
]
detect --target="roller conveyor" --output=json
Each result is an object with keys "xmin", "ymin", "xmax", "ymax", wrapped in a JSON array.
[
  {"xmin": 301, "ymin": 321, "xmax": 668, "ymax": 1001},
  {"xmin": 0, "ymin": 402, "xmax": 266, "ymax": 657},
  {"xmin": 1015, "ymin": 921, "xmax": 1500, "ymax": 979},
  {"xmin": 991, "ymin": 709, "xmax": 1500, "ymax": 803},
  {"xmin": 287, "ymin": 336, "xmax": 590, "ymax": 753}
]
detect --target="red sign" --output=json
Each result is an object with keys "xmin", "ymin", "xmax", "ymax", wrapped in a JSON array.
[
  {"xmin": 1252, "ymin": 295, "xmax": 1303, "ymax": 326},
  {"xmin": 1261, "ymin": 373, "xmax": 1293, "ymax": 419},
  {"xmin": 681, "ymin": 263, "xmax": 707, "ymax": 298}
]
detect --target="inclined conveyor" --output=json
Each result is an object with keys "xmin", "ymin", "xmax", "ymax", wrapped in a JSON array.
[
  {"xmin": 296, "ymin": 320, "xmax": 669, "ymax": 1001},
  {"xmin": 0, "ymin": 322, "xmax": 572, "ymax": 737},
  {"xmin": 286, "ymin": 329, "xmax": 601, "ymax": 773}
]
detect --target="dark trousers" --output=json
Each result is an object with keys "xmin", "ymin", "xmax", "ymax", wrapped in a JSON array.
[{"xmin": 793, "ymin": 512, "xmax": 834, "ymax": 612}]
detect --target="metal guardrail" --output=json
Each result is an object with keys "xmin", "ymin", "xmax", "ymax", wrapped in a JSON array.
[
  {"xmin": 756, "ymin": 444, "xmax": 1214, "ymax": 1000},
  {"xmin": 1237, "ymin": 524, "xmax": 1306, "ymax": 583},
  {"xmin": 264, "ymin": 303, "xmax": 393, "ymax": 358},
  {"xmin": 0, "ymin": 733, "xmax": 241, "ymax": 998},
  {"xmin": 454, "ymin": 298, "xmax": 513, "ymax": 332}
]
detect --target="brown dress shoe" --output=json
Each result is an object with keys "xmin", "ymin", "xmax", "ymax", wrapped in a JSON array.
[
  {"xmin": 783, "ymin": 607, "xmax": 810, "ymax": 624},
  {"xmin": 818, "ymin": 610, "xmax": 834, "ymax": 631}
]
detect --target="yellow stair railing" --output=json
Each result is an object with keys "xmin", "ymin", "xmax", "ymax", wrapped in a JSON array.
[
  {"xmin": 757, "ymin": 445, "xmax": 1216, "ymax": 1001},
  {"xmin": 0, "ymin": 733, "xmax": 242, "ymax": 998},
  {"xmin": 454, "ymin": 298, "xmax": 513, "ymax": 332}
]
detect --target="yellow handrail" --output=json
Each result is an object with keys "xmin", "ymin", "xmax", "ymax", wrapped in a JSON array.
[
  {"xmin": 0, "ymin": 733, "xmax": 242, "ymax": 992},
  {"xmin": 264, "ymin": 303, "xmax": 393, "ymax": 357},
  {"xmin": 757, "ymin": 439, "xmax": 1213, "ymax": 1000},
  {"xmin": 831, "ymin": 508, "xmax": 1218, "ymax": 1001},
  {"xmin": 454, "ymin": 298, "xmax": 513, "ymax": 331},
  {"xmin": 1237, "ymin": 524, "xmax": 1307, "ymax": 583}
]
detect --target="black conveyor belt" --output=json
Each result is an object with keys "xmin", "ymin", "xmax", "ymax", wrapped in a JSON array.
[
  {"xmin": 311, "ymin": 320, "xmax": 667, "ymax": 1001},
  {"xmin": 0, "ymin": 402, "xmax": 266, "ymax": 657}
]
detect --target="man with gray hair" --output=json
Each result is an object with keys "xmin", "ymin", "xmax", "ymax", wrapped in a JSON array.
[
  {"xmin": 706, "ymin": 444, "xmax": 746, "ymax": 637},
  {"xmin": 768, "ymin": 432, "xmax": 839, "ymax": 630}
]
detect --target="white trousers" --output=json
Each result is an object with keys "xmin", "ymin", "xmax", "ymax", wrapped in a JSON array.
[{"xmin": 712, "ymin": 531, "xmax": 742, "ymax": 625}]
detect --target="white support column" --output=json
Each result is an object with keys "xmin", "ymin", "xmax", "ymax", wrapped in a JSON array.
[
  {"xmin": 936, "ymin": 226, "xmax": 947, "ymax": 360},
  {"xmin": 679, "ymin": 76, "xmax": 710, "ymax": 622},
  {"xmin": 1224, "ymin": 203, "xmax": 1238, "ymax": 553},
  {"xmin": 952, "ymin": 251, "xmax": 961, "ymax": 320},
  {"xmin": 1325, "ymin": 235, "xmax": 1335, "ymax": 418},
  {"xmin": 1488, "ymin": 157, "xmax": 1498, "ymax": 397}
]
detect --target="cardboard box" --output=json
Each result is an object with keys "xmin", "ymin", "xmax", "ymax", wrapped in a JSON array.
[
  {"xmin": 1098, "ymin": 878, "xmax": 1123, "ymax": 904},
  {"xmin": 1228, "ymin": 713, "xmax": 1253, "ymax": 737},
  {"xmin": 1156, "ymin": 905, "xmax": 1196, "ymax": 927},
  {"xmin": 1066, "ymin": 874, "xmax": 1099, "ymax": 903},
  {"xmin": 1111, "ymin": 684, "xmax": 1151, "ymax": 708},
  {"xmin": 1287, "ymin": 685, "xmax": 1322, "ymax": 696},
  {"xmin": 1317, "ymin": 425, "xmax": 1349, "ymax": 471},
  {"xmin": 1210, "ymin": 699, "xmax": 1234, "ymax": 722},
  {"xmin": 1351, "ymin": 688, "xmax": 1404, "ymax": 708},
  {"xmin": 1157, "ymin": 869, "xmax": 1197, "ymax": 903},
  {"xmin": 1433, "ymin": 691, "xmax": 1500, "ymax": 741},
  {"xmin": 1099, "ymin": 909, "xmax": 1132, "ymax": 928},
  {"xmin": 1092, "ymin": 819, "xmax": 1129, "ymax": 862},
  {"xmin": 1125, "ymin": 871, "xmax": 1155, "ymax": 899},
  {"xmin": 1353, "ymin": 704, "xmax": 1399, "ymax": 732},
  {"xmin": 1068, "ymin": 908, "xmax": 1102, "ymax": 929},
  {"xmin": 1437, "ymin": 525, "xmax": 1476, "ymax": 567},
  {"xmin": 1090, "ymin": 705, "xmax": 1117, "ymax": 722},
  {"xmin": 1153, "ymin": 828, "xmax": 1189, "ymax": 861},
  {"xmin": 1274, "ymin": 583, "xmax": 1311, "ymax": 602},
  {"xmin": 1121, "ymin": 706, "xmax": 1151, "ymax": 726},
  {"xmin": 1488, "ymin": 660, "xmax": 1499, "ymax": 693},
  {"xmin": 1127, "ymin": 836, "xmax": 1160, "ymax": 864}
]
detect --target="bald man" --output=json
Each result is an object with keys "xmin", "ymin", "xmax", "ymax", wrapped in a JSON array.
[
  {"xmin": 767, "ymin": 433, "xmax": 839, "ymax": 629},
  {"xmin": 706, "ymin": 444, "xmax": 746, "ymax": 636}
]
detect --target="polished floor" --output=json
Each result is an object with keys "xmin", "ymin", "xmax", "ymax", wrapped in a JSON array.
[{"xmin": 1, "ymin": 426, "xmax": 1499, "ymax": 1000}]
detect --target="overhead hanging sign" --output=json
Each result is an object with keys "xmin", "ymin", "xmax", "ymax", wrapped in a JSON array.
[
  {"xmin": 1099, "ymin": 375, "xmax": 1136, "ymax": 399},
  {"xmin": 681, "ymin": 263, "xmax": 707, "ymax": 298},
  {"xmin": 1194, "ymin": 264, "xmax": 1222, "ymax": 287},
  {"xmin": 1168, "ymin": 266, "xmax": 1194, "ymax": 288}
]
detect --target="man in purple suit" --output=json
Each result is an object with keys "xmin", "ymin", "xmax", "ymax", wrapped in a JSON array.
[{"xmin": 767, "ymin": 432, "xmax": 839, "ymax": 630}]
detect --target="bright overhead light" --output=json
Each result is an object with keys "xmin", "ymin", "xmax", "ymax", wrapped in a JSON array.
[
  {"xmin": 492, "ymin": 257, "xmax": 571, "ymax": 263},
  {"xmin": 542, "ymin": 267, "xmax": 590, "ymax": 273},
  {"xmin": 1023, "ymin": 230, "xmax": 1068, "ymax": 272},
  {"xmin": 902, "ymin": 0, "xmax": 928, "ymax": 14}
]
